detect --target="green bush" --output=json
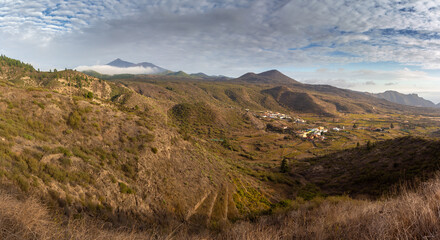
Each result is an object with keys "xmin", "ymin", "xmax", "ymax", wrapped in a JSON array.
[
  {"xmin": 44, "ymin": 164, "xmax": 67, "ymax": 182},
  {"xmin": 67, "ymin": 111, "xmax": 81, "ymax": 129},
  {"xmin": 151, "ymin": 147, "xmax": 158, "ymax": 154},
  {"xmin": 85, "ymin": 91, "xmax": 93, "ymax": 99},
  {"xmin": 118, "ymin": 182, "xmax": 134, "ymax": 194},
  {"xmin": 14, "ymin": 175, "xmax": 30, "ymax": 192}
]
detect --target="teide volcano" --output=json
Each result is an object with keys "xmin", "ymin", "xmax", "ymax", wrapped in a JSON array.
[{"xmin": 106, "ymin": 58, "xmax": 169, "ymax": 73}]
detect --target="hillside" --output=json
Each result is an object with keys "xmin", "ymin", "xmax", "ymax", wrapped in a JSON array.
[
  {"xmin": 0, "ymin": 75, "xmax": 236, "ymax": 227},
  {"xmin": 2, "ymin": 56, "xmax": 440, "ymax": 238},
  {"xmin": 372, "ymin": 90, "xmax": 437, "ymax": 108},
  {"xmin": 295, "ymin": 136, "xmax": 440, "ymax": 197}
]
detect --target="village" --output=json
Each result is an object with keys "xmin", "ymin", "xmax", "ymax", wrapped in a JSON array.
[
  {"xmin": 247, "ymin": 109, "xmax": 397, "ymax": 142},
  {"xmin": 250, "ymin": 110, "xmax": 307, "ymax": 123}
]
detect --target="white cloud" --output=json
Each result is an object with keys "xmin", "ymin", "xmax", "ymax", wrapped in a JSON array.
[
  {"xmin": 75, "ymin": 65, "xmax": 160, "ymax": 75},
  {"xmin": 2, "ymin": 0, "xmax": 440, "ymax": 93}
]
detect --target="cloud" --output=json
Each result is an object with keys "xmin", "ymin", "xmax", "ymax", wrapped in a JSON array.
[
  {"xmin": 364, "ymin": 81, "xmax": 375, "ymax": 85},
  {"xmin": 75, "ymin": 65, "xmax": 160, "ymax": 75},
  {"xmin": 2, "ymin": 0, "xmax": 440, "ymax": 83}
]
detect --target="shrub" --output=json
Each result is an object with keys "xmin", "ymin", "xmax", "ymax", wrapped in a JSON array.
[
  {"xmin": 14, "ymin": 175, "xmax": 30, "ymax": 192},
  {"xmin": 85, "ymin": 92, "xmax": 93, "ymax": 99},
  {"xmin": 118, "ymin": 182, "xmax": 134, "ymax": 194},
  {"xmin": 67, "ymin": 111, "xmax": 81, "ymax": 129},
  {"xmin": 151, "ymin": 147, "xmax": 158, "ymax": 154}
]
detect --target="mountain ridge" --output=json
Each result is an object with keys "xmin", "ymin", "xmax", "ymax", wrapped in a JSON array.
[{"xmin": 371, "ymin": 90, "xmax": 437, "ymax": 108}]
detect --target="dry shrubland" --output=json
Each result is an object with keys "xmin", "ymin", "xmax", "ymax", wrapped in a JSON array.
[
  {"xmin": 219, "ymin": 176, "xmax": 440, "ymax": 240},
  {"xmin": 2, "ymin": 176, "xmax": 440, "ymax": 239},
  {"xmin": 0, "ymin": 189, "xmax": 147, "ymax": 240}
]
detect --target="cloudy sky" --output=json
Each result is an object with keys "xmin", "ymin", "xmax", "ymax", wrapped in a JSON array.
[{"xmin": 1, "ymin": 0, "xmax": 440, "ymax": 102}]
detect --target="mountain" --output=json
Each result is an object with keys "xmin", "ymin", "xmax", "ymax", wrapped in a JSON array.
[
  {"xmin": 372, "ymin": 90, "xmax": 437, "ymax": 108},
  {"xmin": 107, "ymin": 58, "xmax": 136, "ymax": 68},
  {"xmin": 166, "ymin": 70, "xmax": 190, "ymax": 77},
  {"xmin": 106, "ymin": 58, "xmax": 168, "ymax": 73},
  {"xmin": 190, "ymin": 72, "xmax": 210, "ymax": 78},
  {"xmin": 236, "ymin": 69, "xmax": 302, "ymax": 85}
]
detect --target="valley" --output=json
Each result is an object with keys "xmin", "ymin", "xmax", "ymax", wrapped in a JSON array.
[{"xmin": 1, "ymin": 56, "xmax": 440, "ymax": 239}]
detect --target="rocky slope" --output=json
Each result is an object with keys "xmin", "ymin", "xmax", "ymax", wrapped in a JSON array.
[{"xmin": 372, "ymin": 90, "xmax": 437, "ymax": 108}]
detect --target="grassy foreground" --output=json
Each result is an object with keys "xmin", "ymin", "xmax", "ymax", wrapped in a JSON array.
[{"xmin": 2, "ymin": 175, "xmax": 440, "ymax": 239}]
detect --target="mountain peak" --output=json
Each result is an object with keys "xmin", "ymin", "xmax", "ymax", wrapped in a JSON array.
[
  {"xmin": 257, "ymin": 69, "xmax": 283, "ymax": 77},
  {"xmin": 104, "ymin": 59, "xmax": 168, "ymax": 73},
  {"xmin": 107, "ymin": 58, "xmax": 135, "ymax": 68},
  {"xmin": 236, "ymin": 70, "xmax": 301, "ymax": 85}
]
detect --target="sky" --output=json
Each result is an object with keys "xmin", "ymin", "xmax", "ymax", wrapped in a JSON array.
[{"xmin": 1, "ymin": 0, "xmax": 440, "ymax": 103}]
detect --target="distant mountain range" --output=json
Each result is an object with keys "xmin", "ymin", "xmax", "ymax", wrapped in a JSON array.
[
  {"xmin": 81, "ymin": 58, "xmax": 229, "ymax": 80},
  {"xmin": 82, "ymin": 60, "xmax": 440, "ymax": 109},
  {"xmin": 371, "ymin": 90, "xmax": 439, "ymax": 108},
  {"xmin": 106, "ymin": 58, "xmax": 169, "ymax": 73}
]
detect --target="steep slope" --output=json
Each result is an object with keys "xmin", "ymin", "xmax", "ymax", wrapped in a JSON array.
[
  {"xmin": 372, "ymin": 90, "xmax": 436, "ymax": 108},
  {"xmin": 0, "ymin": 82, "xmax": 232, "ymax": 226},
  {"xmin": 296, "ymin": 136, "xmax": 440, "ymax": 197},
  {"xmin": 262, "ymin": 86, "xmax": 332, "ymax": 115}
]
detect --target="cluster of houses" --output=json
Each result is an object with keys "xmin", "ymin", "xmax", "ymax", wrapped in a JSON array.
[
  {"xmin": 298, "ymin": 126, "xmax": 328, "ymax": 140},
  {"xmin": 256, "ymin": 110, "xmax": 292, "ymax": 120},
  {"xmin": 250, "ymin": 110, "xmax": 307, "ymax": 123}
]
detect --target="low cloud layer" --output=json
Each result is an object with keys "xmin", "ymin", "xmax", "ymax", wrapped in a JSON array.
[{"xmin": 75, "ymin": 65, "xmax": 160, "ymax": 75}]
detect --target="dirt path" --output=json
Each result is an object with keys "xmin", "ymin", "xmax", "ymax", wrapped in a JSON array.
[
  {"xmin": 185, "ymin": 191, "xmax": 210, "ymax": 221},
  {"xmin": 223, "ymin": 185, "xmax": 229, "ymax": 221},
  {"xmin": 206, "ymin": 191, "xmax": 218, "ymax": 224}
]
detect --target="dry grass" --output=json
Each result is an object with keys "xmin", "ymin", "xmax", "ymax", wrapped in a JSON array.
[
  {"xmin": 218, "ymin": 176, "xmax": 440, "ymax": 240},
  {"xmin": 4, "ymin": 176, "xmax": 440, "ymax": 239},
  {"xmin": 0, "ymin": 189, "xmax": 149, "ymax": 240}
]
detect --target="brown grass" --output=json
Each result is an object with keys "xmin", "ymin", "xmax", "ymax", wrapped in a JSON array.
[
  {"xmin": 218, "ymin": 176, "xmax": 440, "ymax": 240},
  {"xmin": 0, "ymin": 189, "xmax": 148, "ymax": 240},
  {"xmin": 4, "ymin": 176, "xmax": 440, "ymax": 239}
]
